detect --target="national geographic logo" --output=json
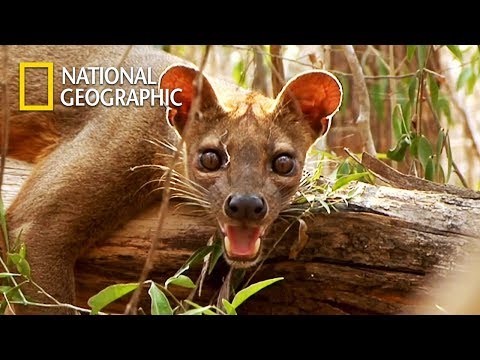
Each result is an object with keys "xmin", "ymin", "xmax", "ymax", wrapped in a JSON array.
[
  {"xmin": 19, "ymin": 62, "xmax": 54, "ymax": 111},
  {"xmin": 19, "ymin": 62, "xmax": 182, "ymax": 111}
]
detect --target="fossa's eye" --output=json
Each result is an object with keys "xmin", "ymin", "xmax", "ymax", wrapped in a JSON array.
[
  {"xmin": 199, "ymin": 150, "xmax": 222, "ymax": 171},
  {"xmin": 272, "ymin": 154, "xmax": 295, "ymax": 175}
]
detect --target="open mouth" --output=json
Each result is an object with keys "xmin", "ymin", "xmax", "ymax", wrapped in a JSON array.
[{"xmin": 219, "ymin": 224, "xmax": 265, "ymax": 262}]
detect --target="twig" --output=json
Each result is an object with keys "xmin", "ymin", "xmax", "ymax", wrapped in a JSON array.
[
  {"xmin": 227, "ymin": 45, "xmax": 430, "ymax": 80},
  {"xmin": 124, "ymin": 46, "xmax": 211, "ymax": 315},
  {"xmin": 452, "ymin": 160, "xmax": 469, "ymax": 188},
  {"xmin": 270, "ymin": 45, "xmax": 285, "ymax": 97},
  {"xmin": 342, "ymin": 45, "xmax": 377, "ymax": 156}
]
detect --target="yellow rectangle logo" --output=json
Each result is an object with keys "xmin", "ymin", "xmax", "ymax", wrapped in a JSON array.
[{"xmin": 19, "ymin": 62, "xmax": 54, "ymax": 111}]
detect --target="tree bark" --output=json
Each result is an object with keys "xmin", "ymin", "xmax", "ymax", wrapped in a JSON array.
[{"xmin": 3, "ymin": 159, "xmax": 480, "ymax": 314}]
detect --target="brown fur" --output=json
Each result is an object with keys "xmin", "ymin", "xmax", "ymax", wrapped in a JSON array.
[{"xmin": 1, "ymin": 46, "xmax": 342, "ymax": 314}]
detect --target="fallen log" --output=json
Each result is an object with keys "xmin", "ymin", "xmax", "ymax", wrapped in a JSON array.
[{"xmin": 3, "ymin": 159, "xmax": 480, "ymax": 314}]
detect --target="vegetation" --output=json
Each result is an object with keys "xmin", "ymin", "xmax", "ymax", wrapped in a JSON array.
[{"xmin": 2, "ymin": 45, "xmax": 480, "ymax": 314}]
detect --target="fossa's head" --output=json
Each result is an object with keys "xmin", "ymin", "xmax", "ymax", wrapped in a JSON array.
[{"xmin": 160, "ymin": 65, "xmax": 342, "ymax": 268}]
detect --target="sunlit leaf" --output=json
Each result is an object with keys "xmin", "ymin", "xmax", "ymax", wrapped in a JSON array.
[
  {"xmin": 7, "ymin": 253, "xmax": 31, "ymax": 279},
  {"xmin": 222, "ymin": 299, "xmax": 237, "ymax": 315},
  {"xmin": 148, "ymin": 282, "xmax": 173, "ymax": 315},
  {"xmin": 88, "ymin": 283, "xmax": 139, "ymax": 315},
  {"xmin": 333, "ymin": 172, "xmax": 370, "ymax": 191},
  {"xmin": 233, "ymin": 59, "xmax": 247, "ymax": 88},
  {"xmin": 447, "ymin": 45, "xmax": 463, "ymax": 61},
  {"xmin": 165, "ymin": 275, "xmax": 196, "ymax": 289},
  {"xmin": 418, "ymin": 136, "xmax": 433, "ymax": 169},
  {"xmin": 318, "ymin": 199, "xmax": 331, "ymax": 214},
  {"xmin": 231, "ymin": 277, "xmax": 283, "ymax": 310},
  {"xmin": 0, "ymin": 286, "xmax": 12, "ymax": 294}
]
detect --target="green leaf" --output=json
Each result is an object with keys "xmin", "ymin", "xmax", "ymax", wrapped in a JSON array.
[
  {"xmin": 425, "ymin": 158, "xmax": 435, "ymax": 181},
  {"xmin": 0, "ymin": 286, "xmax": 12, "ymax": 294},
  {"xmin": 392, "ymin": 104, "xmax": 405, "ymax": 141},
  {"xmin": 336, "ymin": 161, "xmax": 351, "ymax": 178},
  {"xmin": 181, "ymin": 305, "xmax": 216, "ymax": 315},
  {"xmin": 173, "ymin": 245, "xmax": 214, "ymax": 279},
  {"xmin": 436, "ymin": 128, "xmax": 446, "ymax": 158},
  {"xmin": 332, "ymin": 172, "xmax": 370, "ymax": 191},
  {"xmin": 418, "ymin": 136, "xmax": 433, "ymax": 169},
  {"xmin": 438, "ymin": 97, "xmax": 452, "ymax": 125},
  {"xmin": 407, "ymin": 46, "xmax": 417, "ymax": 61},
  {"xmin": 428, "ymin": 74, "xmax": 439, "ymax": 111},
  {"xmin": 0, "ymin": 273, "xmax": 20, "ymax": 278},
  {"xmin": 19, "ymin": 243, "xmax": 27, "ymax": 259},
  {"xmin": 231, "ymin": 277, "xmax": 283, "ymax": 310},
  {"xmin": 0, "ymin": 300, "xmax": 6, "ymax": 315},
  {"xmin": 447, "ymin": 45, "xmax": 463, "ymax": 61},
  {"xmin": 387, "ymin": 135, "xmax": 410, "ymax": 162},
  {"xmin": 222, "ymin": 299, "xmax": 237, "ymax": 315},
  {"xmin": 184, "ymin": 300, "xmax": 218, "ymax": 315},
  {"xmin": 371, "ymin": 83, "xmax": 385, "ymax": 121},
  {"xmin": 148, "ymin": 282, "xmax": 173, "ymax": 315},
  {"xmin": 408, "ymin": 77, "xmax": 418, "ymax": 106},
  {"xmin": 410, "ymin": 135, "xmax": 419, "ymax": 157},
  {"xmin": 7, "ymin": 253, "xmax": 31, "ymax": 278},
  {"xmin": 466, "ymin": 72, "xmax": 477, "ymax": 95},
  {"xmin": 165, "ymin": 275, "xmax": 196, "ymax": 289},
  {"xmin": 232, "ymin": 59, "xmax": 247, "ymax": 88},
  {"xmin": 417, "ymin": 45, "xmax": 428, "ymax": 67},
  {"xmin": 457, "ymin": 67, "xmax": 473, "ymax": 90},
  {"xmin": 401, "ymin": 100, "xmax": 412, "ymax": 131},
  {"xmin": 88, "ymin": 283, "xmax": 139, "ymax": 315},
  {"xmin": 208, "ymin": 238, "xmax": 224, "ymax": 275},
  {"xmin": 317, "ymin": 199, "xmax": 331, "ymax": 214}
]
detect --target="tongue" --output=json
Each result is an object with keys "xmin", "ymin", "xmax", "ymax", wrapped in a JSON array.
[{"xmin": 225, "ymin": 225, "xmax": 261, "ymax": 258}]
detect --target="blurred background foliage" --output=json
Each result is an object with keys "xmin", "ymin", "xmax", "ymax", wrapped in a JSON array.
[{"xmin": 159, "ymin": 45, "xmax": 480, "ymax": 190}]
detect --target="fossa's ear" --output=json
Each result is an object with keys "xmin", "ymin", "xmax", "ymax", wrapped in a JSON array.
[
  {"xmin": 160, "ymin": 64, "xmax": 219, "ymax": 135},
  {"xmin": 274, "ymin": 70, "xmax": 342, "ymax": 137}
]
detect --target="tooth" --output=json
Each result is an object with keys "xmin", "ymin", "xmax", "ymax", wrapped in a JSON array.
[
  {"xmin": 224, "ymin": 236, "xmax": 232, "ymax": 256},
  {"xmin": 254, "ymin": 237, "xmax": 261, "ymax": 254}
]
